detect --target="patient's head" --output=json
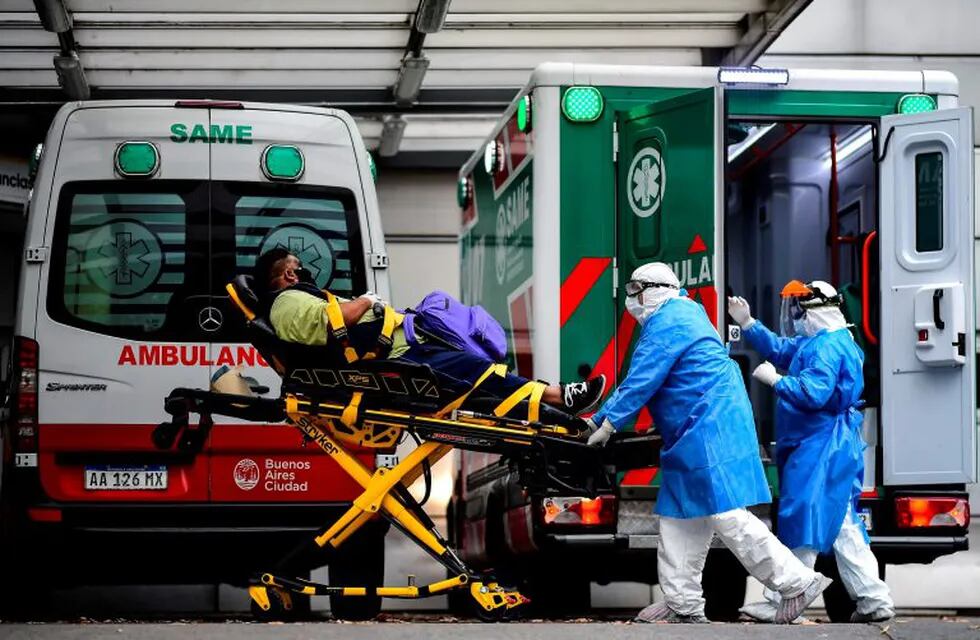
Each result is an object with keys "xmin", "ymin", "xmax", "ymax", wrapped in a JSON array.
[{"xmin": 254, "ymin": 248, "xmax": 299, "ymax": 293}]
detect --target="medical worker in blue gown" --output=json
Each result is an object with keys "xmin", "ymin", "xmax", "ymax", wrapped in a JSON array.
[
  {"xmin": 728, "ymin": 280, "xmax": 894, "ymax": 623},
  {"xmin": 586, "ymin": 262, "xmax": 831, "ymax": 624}
]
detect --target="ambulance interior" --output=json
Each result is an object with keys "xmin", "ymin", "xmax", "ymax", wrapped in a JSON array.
[{"xmin": 724, "ymin": 121, "xmax": 879, "ymax": 451}]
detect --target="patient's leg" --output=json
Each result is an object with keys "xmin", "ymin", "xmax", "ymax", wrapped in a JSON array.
[{"xmin": 397, "ymin": 343, "xmax": 604, "ymax": 416}]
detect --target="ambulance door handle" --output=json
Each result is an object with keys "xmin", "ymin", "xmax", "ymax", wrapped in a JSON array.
[
  {"xmin": 954, "ymin": 333, "xmax": 966, "ymax": 357},
  {"xmin": 932, "ymin": 289, "xmax": 945, "ymax": 330}
]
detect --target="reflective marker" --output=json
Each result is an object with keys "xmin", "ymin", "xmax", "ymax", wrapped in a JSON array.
[
  {"xmin": 261, "ymin": 145, "xmax": 304, "ymax": 181},
  {"xmin": 114, "ymin": 141, "xmax": 159, "ymax": 177},
  {"xmin": 561, "ymin": 86, "xmax": 604, "ymax": 123}
]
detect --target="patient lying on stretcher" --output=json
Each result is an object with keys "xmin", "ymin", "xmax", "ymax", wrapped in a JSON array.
[{"xmin": 252, "ymin": 248, "xmax": 606, "ymax": 416}]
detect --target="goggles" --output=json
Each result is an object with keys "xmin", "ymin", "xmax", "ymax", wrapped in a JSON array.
[{"xmin": 625, "ymin": 280, "xmax": 679, "ymax": 297}]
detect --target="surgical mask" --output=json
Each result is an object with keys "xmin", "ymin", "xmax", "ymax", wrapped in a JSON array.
[
  {"xmin": 625, "ymin": 286, "xmax": 678, "ymax": 324},
  {"xmin": 294, "ymin": 267, "xmax": 316, "ymax": 285},
  {"xmin": 626, "ymin": 295, "xmax": 647, "ymax": 323}
]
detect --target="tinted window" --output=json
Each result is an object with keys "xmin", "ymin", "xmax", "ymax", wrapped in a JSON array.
[
  {"xmin": 915, "ymin": 151, "xmax": 943, "ymax": 253},
  {"xmin": 210, "ymin": 182, "xmax": 367, "ymax": 342},
  {"xmin": 48, "ymin": 181, "xmax": 209, "ymax": 340},
  {"xmin": 222, "ymin": 184, "xmax": 363, "ymax": 295}
]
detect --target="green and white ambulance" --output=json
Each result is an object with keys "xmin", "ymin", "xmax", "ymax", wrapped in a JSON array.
[{"xmin": 451, "ymin": 63, "xmax": 975, "ymax": 619}]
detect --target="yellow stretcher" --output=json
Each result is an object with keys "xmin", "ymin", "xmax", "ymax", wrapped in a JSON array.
[{"xmin": 152, "ymin": 276, "xmax": 660, "ymax": 621}]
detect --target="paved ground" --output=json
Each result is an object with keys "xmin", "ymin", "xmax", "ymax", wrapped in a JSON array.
[{"xmin": 2, "ymin": 618, "xmax": 980, "ymax": 640}]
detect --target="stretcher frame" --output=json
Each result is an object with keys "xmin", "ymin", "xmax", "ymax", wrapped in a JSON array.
[{"xmin": 153, "ymin": 278, "xmax": 659, "ymax": 620}]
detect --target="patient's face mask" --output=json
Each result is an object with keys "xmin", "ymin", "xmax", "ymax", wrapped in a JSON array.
[{"xmin": 294, "ymin": 266, "xmax": 316, "ymax": 286}]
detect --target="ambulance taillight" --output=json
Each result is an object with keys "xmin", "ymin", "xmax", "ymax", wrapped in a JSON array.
[
  {"xmin": 895, "ymin": 497, "xmax": 970, "ymax": 529},
  {"xmin": 12, "ymin": 336, "xmax": 39, "ymax": 467}
]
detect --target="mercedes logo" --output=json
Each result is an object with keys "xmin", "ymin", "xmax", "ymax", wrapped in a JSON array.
[{"xmin": 198, "ymin": 306, "xmax": 224, "ymax": 332}]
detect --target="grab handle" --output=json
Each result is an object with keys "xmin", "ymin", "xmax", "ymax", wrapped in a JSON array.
[
  {"xmin": 933, "ymin": 289, "xmax": 946, "ymax": 330},
  {"xmin": 861, "ymin": 232, "xmax": 878, "ymax": 345}
]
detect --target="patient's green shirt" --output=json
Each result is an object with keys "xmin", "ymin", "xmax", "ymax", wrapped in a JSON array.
[{"xmin": 269, "ymin": 289, "xmax": 411, "ymax": 359}]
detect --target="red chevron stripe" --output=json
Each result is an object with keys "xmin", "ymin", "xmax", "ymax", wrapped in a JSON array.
[
  {"xmin": 622, "ymin": 467, "xmax": 659, "ymax": 486},
  {"xmin": 560, "ymin": 257, "xmax": 612, "ymax": 327}
]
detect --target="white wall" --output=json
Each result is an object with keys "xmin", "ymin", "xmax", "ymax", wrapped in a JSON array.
[{"xmin": 375, "ymin": 169, "xmax": 461, "ymax": 308}]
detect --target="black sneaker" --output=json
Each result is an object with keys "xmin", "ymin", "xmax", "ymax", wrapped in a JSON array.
[{"xmin": 562, "ymin": 375, "xmax": 606, "ymax": 415}]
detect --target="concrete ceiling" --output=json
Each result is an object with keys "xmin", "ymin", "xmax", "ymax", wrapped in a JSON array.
[{"xmin": 0, "ymin": 0, "xmax": 812, "ymax": 161}]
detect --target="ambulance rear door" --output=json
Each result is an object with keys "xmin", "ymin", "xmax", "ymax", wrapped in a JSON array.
[
  {"xmin": 35, "ymin": 104, "xmax": 213, "ymax": 503},
  {"xmin": 877, "ymin": 107, "xmax": 976, "ymax": 485},
  {"xmin": 615, "ymin": 88, "xmax": 724, "ymax": 387},
  {"xmin": 206, "ymin": 106, "xmax": 375, "ymax": 502}
]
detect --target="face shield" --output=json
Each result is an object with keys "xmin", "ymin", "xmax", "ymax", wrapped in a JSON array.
[{"xmin": 779, "ymin": 296, "xmax": 807, "ymax": 337}]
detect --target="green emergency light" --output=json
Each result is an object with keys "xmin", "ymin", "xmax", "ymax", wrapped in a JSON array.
[
  {"xmin": 517, "ymin": 95, "xmax": 533, "ymax": 132},
  {"xmin": 368, "ymin": 152, "xmax": 378, "ymax": 182},
  {"xmin": 561, "ymin": 86, "xmax": 603, "ymax": 123},
  {"xmin": 457, "ymin": 176, "xmax": 472, "ymax": 209},
  {"xmin": 261, "ymin": 145, "xmax": 304, "ymax": 181},
  {"xmin": 898, "ymin": 94, "xmax": 937, "ymax": 115},
  {"xmin": 114, "ymin": 141, "xmax": 159, "ymax": 178}
]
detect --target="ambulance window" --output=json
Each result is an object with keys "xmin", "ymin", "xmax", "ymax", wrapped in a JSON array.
[
  {"xmin": 914, "ymin": 151, "xmax": 943, "ymax": 253},
  {"xmin": 48, "ymin": 181, "xmax": 208, "ymax": 340},
  {"xmin": 218, "ymin": 182, "xmax": 365, "ymax": 299}
]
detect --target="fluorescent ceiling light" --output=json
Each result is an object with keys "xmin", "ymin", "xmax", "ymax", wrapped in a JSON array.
[
  {"xmin": 727, "ymin": 124, "xmax": 776, "ymax": 162},
  {"xmin": 718, "ymin": 67, "xmax": 789, "ymax": 86},
  {"xmin": 824, "ymin": 126, "xmax": 873, "ymax": 166},
  {"xmin": 414, "ymin": 0, "xmax": 451, "ymax": 33},
  {"xmin": 393, "ymin": 55, "xmax": 429, "ymax": 105},
  {"xmin": 54, "ymin": 52, "xmax": 90, "ymax": 100},
  {"xmin": 33, "ymin": 0, "xmax": 71, "ymax": 33},
  {"xmin": 378, "ymin": 116, "xmax": 406, "ymax": 157}
]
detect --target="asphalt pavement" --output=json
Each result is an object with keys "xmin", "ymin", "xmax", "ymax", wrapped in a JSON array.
[{"xmin": 2, "ymin": 618, "xmax": 980, "ymax": 640}]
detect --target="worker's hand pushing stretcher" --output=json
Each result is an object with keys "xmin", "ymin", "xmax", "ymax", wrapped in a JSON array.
[{"xmin": 152, "ymin": 249, "xmax": 656, "ymax": 621}]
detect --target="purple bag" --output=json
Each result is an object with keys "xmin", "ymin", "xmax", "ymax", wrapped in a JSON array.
[{"xmin": 402, "ymin": 291, "xmax": 507, "ymax": 362}]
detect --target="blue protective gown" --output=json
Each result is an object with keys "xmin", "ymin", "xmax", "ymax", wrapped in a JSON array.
[
  {"xmin": 592, "ymin": 297, "xmax": 771, "ymax": 519},
  {"xmin": 743, "ymin": 322, "xmax": 867, "ymax": 552}
]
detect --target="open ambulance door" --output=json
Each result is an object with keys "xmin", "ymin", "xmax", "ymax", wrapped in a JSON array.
[
  {"xmin": 878, "ymin": 107, "xmax": 976, "ymax": 485},
  {"xmin": 614, "ymin": 88, "xmax": 723, "ymax": 391}
]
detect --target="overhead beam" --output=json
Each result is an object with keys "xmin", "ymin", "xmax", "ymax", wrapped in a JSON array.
[{"xmin": 721, "ymin": 0, "xmax": 813, "ymax": 66}]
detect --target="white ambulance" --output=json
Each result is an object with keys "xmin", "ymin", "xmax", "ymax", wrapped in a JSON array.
[
  {"xmin": 452, "ymin": 63, "xmax": 976, "ymax": 620},
  {"xmin": 1, "ymin": 99, "xmax": 389, "ymax": 619}
]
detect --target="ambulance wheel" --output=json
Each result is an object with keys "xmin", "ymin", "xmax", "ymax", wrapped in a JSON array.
[
  {"xmin": 702, "ymin": 548, "xmax": 748, "ymax": 622},
  {"xmin": 328, "ymin": 525, "xmax": 385, "ymax": 621}
]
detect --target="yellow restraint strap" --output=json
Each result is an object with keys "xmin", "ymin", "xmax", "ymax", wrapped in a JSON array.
[
  {"xmin": 341, "ymin": 392, "xmax": 364, "ymax": 428},
  {"xmin": 225, "ymin": 283, "xmax": 256, "ymax": 321},
  {"xmin": 362, "ymin": 305, "xmax": 400, "ymax": 361},
  {"xmin": 493, "ymin": 380, "xmax": 548, "ymax": 422},
  {"xmin": 436, "ymin": 363, "xmax": 507, "ymax": 418},
  {"xmin": 324, "ymin": 291, "xmax": 359, "ymax": 364}
]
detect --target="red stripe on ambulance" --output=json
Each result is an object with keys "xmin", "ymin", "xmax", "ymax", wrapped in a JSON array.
[{"xmin": 559, "ymin": 257, "xmax": 611, "ymax": 327}]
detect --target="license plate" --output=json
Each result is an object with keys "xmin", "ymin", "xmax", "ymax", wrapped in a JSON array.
[
  {"xmin": 84, "ymin": 465, "xmax": 168, "ymax": 491},
  {"xmin": 858, "ymin": 508, "xmax": 873, "ymax": 531}
]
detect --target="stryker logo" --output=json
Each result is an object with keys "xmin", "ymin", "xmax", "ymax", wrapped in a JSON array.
[
  {"xmin": 46, "ymin": 382, "xmax": 107, "ymax": 392},
  {"xmin": 118, "ymin": 344, "xmax": 269, "ymax": 367},
  {"xmin": 0, "ymin": 172, "xmax": 29, "ymax": 190},
  {"xmin": 170, "ymin": 123, "xmax": 253, "ymax": 144}
]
